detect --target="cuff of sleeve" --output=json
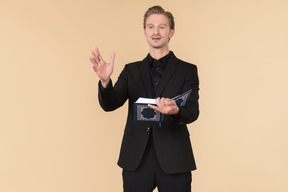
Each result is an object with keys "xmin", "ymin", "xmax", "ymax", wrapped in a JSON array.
[
  {"xmin": 98, "ymin": 79, "xmax": 112, "ymax": 91},
  {"xmin": 171, "ymin": 107, "xmax": 183, "ymax": 123}
]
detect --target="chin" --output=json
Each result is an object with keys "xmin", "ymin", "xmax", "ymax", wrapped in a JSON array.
[
  {"xmin": 149, "ymin": 43, "xmax": 164, "ymax": 49},
  {"xmin": 152, "ymin": 46, "xmax": 163, "ymax": 49}
]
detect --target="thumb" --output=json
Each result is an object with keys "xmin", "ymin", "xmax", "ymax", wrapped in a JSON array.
[{"xmin": 110, "ymin": 52, "xmax": 116, "ymax": 64}]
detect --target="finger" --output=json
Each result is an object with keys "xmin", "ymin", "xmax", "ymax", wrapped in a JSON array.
[
  {"xmin": 148, "ymin": 104, "xmax": 160, "ymax": 112},
  {"xmin": 160, "ymin": 97, "xmax": 167, "ymax": 107},
  {"xmin": 89, "ymin": 57, "xmax": 96, "ymax": 67},
  {"xmin": 92, "ymin": 48, "xmax": 101, "ymax": 63},
  {"xmin": 90, "ymin": 58, "xmax": 97, "ymax": 68},
  {"xmin": 165, "ymin": 99, "xmax": 174, "ymax": 106},
  {"xmin": 148, "ymin": 104, "xmax": 156, "ymax": 109},
  {"xmin": 156, "ymin": 97, "xmax": 165, "ymax": 109},
  {"xmin": 91, "ymin": 49, "xmax": 97, "ymax": 58},
  {"xmin": 89, "ymin": 56, "xmax": 96, "ymax": 65},
  {"xmin": 91, "ymin": 50, "xmax": 100, "ymax": 64},
  {"xmin": 90, "ymin": 58, "xmax": 99, "ymax": 71},
  {"xmin": 155, "ymin": 97, "xmax": 161, "ymax": 107},
  {"xmin": 95, "ymin": 47, "xmax": 104, "ymax": 63}
]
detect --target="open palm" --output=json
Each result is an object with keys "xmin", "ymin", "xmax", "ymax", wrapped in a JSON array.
[{"xmin": 89, "ymin": 47, "xmax": 115, "ymax": 83}]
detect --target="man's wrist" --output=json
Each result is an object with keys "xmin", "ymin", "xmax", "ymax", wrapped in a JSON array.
[
  {"xmin": 172, "ymin": 106, "xmax": 181, "ymax": 118},
  {"xmin": 173, "ymin": 106, "xmax": 180, "ymax": 115},
  {"xmin": 100, "ymin": 78, "xmax": 110, "ymax": 88}
]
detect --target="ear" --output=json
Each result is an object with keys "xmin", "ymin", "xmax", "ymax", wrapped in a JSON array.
[{"xmin": 169, "ymin": 29, "xmax": 175, "ymax": 38}]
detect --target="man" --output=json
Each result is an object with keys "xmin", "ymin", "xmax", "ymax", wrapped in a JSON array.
[{"xmin": 89, "ymin": 5, "xmax": 199, "ymax": 192}]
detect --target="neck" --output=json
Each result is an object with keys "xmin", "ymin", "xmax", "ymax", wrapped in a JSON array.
[{"xmin": 149, "ymin": 46, "xmax": 170, "ymax": 60}]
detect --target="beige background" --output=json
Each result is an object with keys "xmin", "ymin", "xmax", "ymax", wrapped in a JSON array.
[{"xmin": 1, "ymin": 0, "xmax": 287, "ymax": 191}]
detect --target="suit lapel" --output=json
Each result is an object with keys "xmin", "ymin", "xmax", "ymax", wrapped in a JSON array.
[
  {"xmin": 139, "ymin": 56, "xmax": 154, "ymax": 98},
  {"xmin": 155, "ymin": 53, "xmax": 178, "ymax": 97}
]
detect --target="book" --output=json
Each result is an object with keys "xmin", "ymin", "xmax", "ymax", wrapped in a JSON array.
[{"xmin": 134, "ymin": 89, "xmax": 192, "ymax": 122}]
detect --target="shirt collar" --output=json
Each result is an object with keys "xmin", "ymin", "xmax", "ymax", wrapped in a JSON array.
[{"xmin": 148, "ymin": 51, "xmax": 172, "ymax": 67}]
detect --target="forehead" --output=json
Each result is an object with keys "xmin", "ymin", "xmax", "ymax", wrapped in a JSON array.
[{"xmin": 146, "ymin": 14, "xmax": 170, "ymax": 26}]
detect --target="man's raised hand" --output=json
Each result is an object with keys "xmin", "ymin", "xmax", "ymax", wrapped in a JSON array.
[{"xmin": 89, "ymin": 47, "xmax": 115, "ymax": 88}]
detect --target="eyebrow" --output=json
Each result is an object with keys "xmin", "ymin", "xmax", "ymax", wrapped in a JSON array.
[{"xmin": 146, "ymin": 23, "xmax": 168, "ymax": 26}]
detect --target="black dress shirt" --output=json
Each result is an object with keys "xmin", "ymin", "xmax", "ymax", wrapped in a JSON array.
[{"xmin": 148, "ymin": 52, "xmax": 172, "ymax": 95}]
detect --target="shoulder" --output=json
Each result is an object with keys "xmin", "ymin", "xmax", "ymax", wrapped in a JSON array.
[
  {"xmin": 124, "ymin": 61, "xmax": 142, "ymax": 68},
  {"xmin": 123, "ymin": 56, "xmax": 149, "ymax": 71},
  {"xmin": 176, "ymin": 58, "xmax": 197, "ymax": 69},
  {"xmin": 170, "ymin": 52, "xmax": 197, "ymax": 69},
  {"xmin": 172, "ymin": 55, "xmax": 199, "ymax": 80},
  {"xmin": 173, "ymin": 56, "xmax": 198, "ymax": 74}
]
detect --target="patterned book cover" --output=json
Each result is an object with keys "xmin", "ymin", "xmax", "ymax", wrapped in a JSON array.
[
  {"xmin": 171, "ymin": 89, "xmax": 192, "ymax": 107},
  {"xmin": 134, "ymin": 89, "xmax": 192, "ymax": 122},
  {"xmin": 134, "ymin": 104, "xmax": 162, "ymax": 121}
]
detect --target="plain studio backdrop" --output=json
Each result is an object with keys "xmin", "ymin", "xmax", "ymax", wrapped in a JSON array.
[{"xmin": 0, "ymin": 0, "xmax": 287, "ymax": 191}]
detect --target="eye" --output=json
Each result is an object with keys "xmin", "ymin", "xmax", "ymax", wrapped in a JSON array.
[{"xmin": 160, "ymin": 26, "xmax": 166, "ymax": 29}]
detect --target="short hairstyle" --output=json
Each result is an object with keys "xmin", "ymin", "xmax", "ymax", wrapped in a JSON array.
[{"xmin": 143, "ymin": 6, "xmax": 175, "ymax": 30}]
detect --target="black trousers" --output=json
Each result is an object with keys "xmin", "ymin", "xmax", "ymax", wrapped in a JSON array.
[{"xmin": 122, "ymin": 135, "xmax": 192, "ymax": 192}]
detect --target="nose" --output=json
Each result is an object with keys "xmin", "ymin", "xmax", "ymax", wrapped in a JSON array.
[{"xmin": 153, "ymin": 27, "xmax": 160, "ymax": 34}]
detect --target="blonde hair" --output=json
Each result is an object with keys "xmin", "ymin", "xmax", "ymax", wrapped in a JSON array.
[{"xmin": 143, "ymin": 6, "xmax": 175, "ymax": 29}]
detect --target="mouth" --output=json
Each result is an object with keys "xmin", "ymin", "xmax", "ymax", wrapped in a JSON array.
[{"xmin": 152, "ymin": 37, "xmax": 161, "ymax": 40}]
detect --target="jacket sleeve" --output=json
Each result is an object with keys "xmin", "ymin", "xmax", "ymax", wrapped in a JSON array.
[
  {"xmin": 173, "ymin": 65, "xmax": 199, "ymax": 124},
  {"xmin": 98, "ymin": 66, "xmax": 128, "ymax": 111}
]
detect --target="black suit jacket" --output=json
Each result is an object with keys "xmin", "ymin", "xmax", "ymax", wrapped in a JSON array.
[{"xmin": 98, "ymin": 52, "xmax": 199, "ymax": 174}]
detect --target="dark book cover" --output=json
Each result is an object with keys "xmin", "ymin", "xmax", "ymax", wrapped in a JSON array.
[{"xmin": 134, "ymin": 89, "xmax": 192, "ymax": 122}]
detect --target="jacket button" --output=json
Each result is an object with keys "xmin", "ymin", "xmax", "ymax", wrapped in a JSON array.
[{"xmin": 146, "ymin": 127, "xmax": 151, "ymax": 132}]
